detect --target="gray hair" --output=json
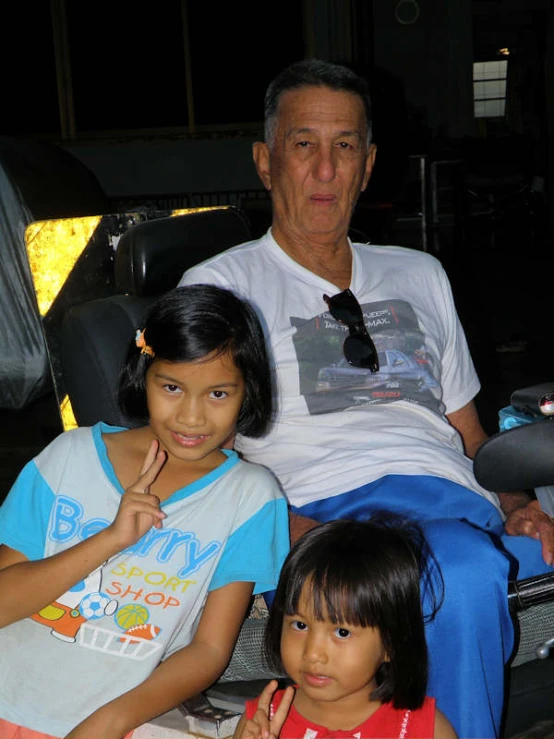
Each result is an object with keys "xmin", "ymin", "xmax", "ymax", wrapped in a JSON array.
[{"xmin": 263, "ymin": 59, "xmax": 373, "ymax": 149}]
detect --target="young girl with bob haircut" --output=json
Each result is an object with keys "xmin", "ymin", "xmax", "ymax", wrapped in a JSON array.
[
  {"xmin": 235, "ymin": 515, "xmax": 457, "ymax": 739},
  {"xmin": 0, "ymin": 284, "xmax": 289, "ymax": 739}
]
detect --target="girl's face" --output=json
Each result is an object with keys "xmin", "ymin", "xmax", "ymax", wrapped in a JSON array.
[
  {"xmin": 280, "ymin": 582, "xmax": 388, "ymax": 725},
  {"xmin": 145, "ymin": 349, "xmax": 245, "ymax": 470}
]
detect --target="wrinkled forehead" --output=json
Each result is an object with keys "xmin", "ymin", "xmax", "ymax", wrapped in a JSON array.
[{"xmin": 275, "ymin": 85, "xmax": 369, "ymax": 138}]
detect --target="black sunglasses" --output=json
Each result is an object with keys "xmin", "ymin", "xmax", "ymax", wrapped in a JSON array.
[{"xmin": 323, "ymin": 289, "xmax": 379, "ymax": 373}]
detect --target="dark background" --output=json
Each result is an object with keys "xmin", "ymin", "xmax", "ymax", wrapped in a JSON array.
[{"xmin": 1, "ymin": 0, "xmax": 553, "ymax": 486}]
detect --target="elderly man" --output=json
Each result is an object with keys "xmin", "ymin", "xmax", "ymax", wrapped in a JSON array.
[{"xmin": 180, "ymin": 59, "xmax": 554, "ymax": 738}]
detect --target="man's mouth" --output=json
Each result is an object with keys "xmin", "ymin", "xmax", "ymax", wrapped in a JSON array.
[{"xmin": 311, "ymin": 194, "xmax": 336, "ymax": 203}]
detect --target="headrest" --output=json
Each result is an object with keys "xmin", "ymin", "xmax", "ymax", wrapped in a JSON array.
[
  {"xmin": 474, "ymin": 419, "xmax": 554, "ymax": 492},
  {"xmin": 114, "ymin": 206, "xmax": 252, "ymax": 297},
  {"xmin": 61, "ymin": 294, "xmax": 155, "ymax": 427}
]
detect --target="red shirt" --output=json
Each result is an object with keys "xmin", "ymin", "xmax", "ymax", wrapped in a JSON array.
[{"xmin": 245, "ymin": 689, "xmax": 436, "ymax": 738}]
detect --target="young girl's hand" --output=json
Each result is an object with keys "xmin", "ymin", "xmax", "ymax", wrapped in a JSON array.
[
  {"xmin": 235, "ymin": 680, "xmax": 294, "ymax": 739},
  {"xmin": 108, "ymin": 440, "xmax": 167, "ymax": 549}
]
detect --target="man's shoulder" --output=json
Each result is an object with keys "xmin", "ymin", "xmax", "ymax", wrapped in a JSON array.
[
  {"xmin": 353, "ymin": 241, "xmax": 441, "ymax": 263},
  {"xmin": 182, "ymin": 233, "xmax": 269, "ymax": 279},
  {"xmin": 353, "ymin": 241, "xmax": 443, "ymax": 273},
  {"xmin": 231, "ymin": 454, "xmax": 283, "ymax": 491}
]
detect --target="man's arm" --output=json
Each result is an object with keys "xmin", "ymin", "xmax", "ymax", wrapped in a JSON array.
[
  {"xmin": 446, "ymin": 400, "xmax": 533, "ymax": 512},
  {"xmin": 447, "ymin": 400, "xmax": 554, "ymax": 566},
  {"xmin": 65, "ymin": 581, "xmax": 254, "ymax": 739},
  {"xmin": 289, "ymin": 510, "xmax": 320, "ymax": 546},
  {"xmin": 446, "ymin": 399, "xmax": 488, "ymax": 460}
]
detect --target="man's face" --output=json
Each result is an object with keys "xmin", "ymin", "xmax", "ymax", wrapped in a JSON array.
[{"xmin": 254, "ymin": 85, "xmax": 376, "ymax": 248}]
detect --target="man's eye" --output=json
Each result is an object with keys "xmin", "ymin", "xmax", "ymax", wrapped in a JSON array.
[
  {"xmin": 291, "ymin": 620, "xmax": 308, "ymax": 631},
  {"xmin": 209, "ymin": 390, "xmax": 228, "ymax": 399},
  {"xmin": 296, "ymin": 140, "xmax": 311, "ymax": 148},
  {"xmin": 334, "ymin": 627, "xmax": 351, "ymax": 639},
  {"xmin": 337, "ymin": 141, "xmax": 353, "ymax": 149}
]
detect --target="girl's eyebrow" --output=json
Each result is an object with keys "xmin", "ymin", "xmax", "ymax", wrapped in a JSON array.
[{"xmin": 153, "ymin": 372, "xmax": 240, "ymax": 388}]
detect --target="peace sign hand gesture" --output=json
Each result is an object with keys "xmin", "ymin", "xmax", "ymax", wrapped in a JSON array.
[
  {"xmin": 234, "ymin": 680, "xmax": 295, "ymax": 739},
  {"xmin": 108, "ymin": 439, "xmax": 167, "ymax": 550}
]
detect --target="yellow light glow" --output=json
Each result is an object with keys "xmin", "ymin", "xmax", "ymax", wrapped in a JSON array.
[
  {"xmin": 498, "ymin": 48, "xmax": 510, "ymax": 56},
  {"xmin": 60, "ymin": 395, "xmax": 78, "ymax": 431},
  {"xmin": 171, "ymin": 206, "xmax": 226, "ymax": 217},
  {"xmin": 26, "ymin": 217, "xmax": 101, "ymax": 316},
  {"xmin": 26, "ymin": 208, "xmax": 222, "ymax": 431}
]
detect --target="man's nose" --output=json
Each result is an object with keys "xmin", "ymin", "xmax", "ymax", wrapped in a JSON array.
[{"xmin": 313, "ymin": 147, "xmax": 336, "ymax": 182}]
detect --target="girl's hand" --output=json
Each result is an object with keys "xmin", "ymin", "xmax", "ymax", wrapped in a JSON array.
[
  {"xmin": 108, "ymin": 440, "xmax": 167, "ymax": 549},
  {"xmin": 235, "ymin": 680, "xmax": 294, "ymax": 739}
]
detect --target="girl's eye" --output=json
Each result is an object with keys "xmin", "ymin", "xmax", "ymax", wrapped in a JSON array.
[
  {"xmin": 334, "ymin": 627, "xmax": 351, "ymax": 639},
  {"xmin": 209, "ymin": 390, "xmax": 228, "ymax": 399},
  {"xmin": 291, "ymin": 620, "xmax": 308, "ymax": 631},
  {"xmin": 163, "ymin": 384, "xmax": 181, "ymax": 394}
]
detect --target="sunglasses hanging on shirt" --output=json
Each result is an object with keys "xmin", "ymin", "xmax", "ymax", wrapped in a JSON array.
[{"xmin": 323, "ymin": 289, "xmax": 380, "ymax": 373}]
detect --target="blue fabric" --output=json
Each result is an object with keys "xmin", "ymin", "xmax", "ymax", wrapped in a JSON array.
[
  {"xmin": 287, "ymin": 474, "xmax": 552, "ymax": 739},
  {"xmin": 211, "ymin": 497, "xmax": 290, "ymax": 594},
  {"xmin": 0, "ymin": 461, "xmax": 53, "ymax": 561}
]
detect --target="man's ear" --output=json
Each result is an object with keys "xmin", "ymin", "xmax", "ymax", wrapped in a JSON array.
[
  {"xmin": 253, "ymin": 141, "xmax": 272, "ymax": 191},
  {"xmin": 361, "ymin": 143, "xmax": 377, "ymax": 192}
]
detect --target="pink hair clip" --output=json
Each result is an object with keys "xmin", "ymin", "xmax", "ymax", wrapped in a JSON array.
[{"xmin": 135, "ymin": 329, "xmax": 155, "ymax": 358}]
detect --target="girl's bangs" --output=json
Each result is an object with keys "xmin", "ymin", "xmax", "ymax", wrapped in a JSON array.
[{"xmin": 286, "ymin": 568, "xmax": 377, "ymax": 628}]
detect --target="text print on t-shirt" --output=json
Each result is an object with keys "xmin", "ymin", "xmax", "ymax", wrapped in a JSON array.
[{"xmin": 291, "ymin": 299, "xmax": 441, "ymax": 415}]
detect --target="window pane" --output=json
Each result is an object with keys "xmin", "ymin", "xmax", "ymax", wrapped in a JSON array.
[
  {"xmin": 474, "ymin": 100, "xmax": 486, "ymax": 117},
  {"xmin": 474, "ymin": 80, "xmax": 507, "ymax": 100},
  {"xmin": 472, "ymin": 59, "xmax": 507, "ymax": 82},
  {"xmin": 487, "ymin": 99, "xmax": 505, "ymax": 117},
  {"xmin": 473, "ymin": 62, "xmax": 485, "ymax": 79},
  {"xmin": 475, "ymin": 98, "xmax": 505, "ymax": 118},
  {"xmin": 472, "ymin": 60, "xmax": 508, "ymax": 118}
]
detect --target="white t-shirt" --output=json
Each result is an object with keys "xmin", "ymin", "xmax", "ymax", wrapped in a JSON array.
[
  {"xmin": 180, "ymin": 230, "xmax": 500, "ymax": 511},
  {"xmin": 0, "ymin": 423, "xmax": 289, "ymax": 736}
]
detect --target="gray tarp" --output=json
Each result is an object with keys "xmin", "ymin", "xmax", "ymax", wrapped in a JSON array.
[
  {"xmin": 0, "ymin": 136, "xmax": 109, "ymax": 409},
  {"xmin": 0, "ymin": 162, "xmax": 50, "ymax": 408}
]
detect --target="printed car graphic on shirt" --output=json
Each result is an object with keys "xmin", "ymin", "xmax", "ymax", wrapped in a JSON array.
[{"xmin": 316, "ymin": 349, "xmax": 439, "ymax": 393}]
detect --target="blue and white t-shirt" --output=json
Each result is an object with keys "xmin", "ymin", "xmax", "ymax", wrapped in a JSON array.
[{"xmin": 0, "ymin": 423, "xmax": 289, "ymax": 736}]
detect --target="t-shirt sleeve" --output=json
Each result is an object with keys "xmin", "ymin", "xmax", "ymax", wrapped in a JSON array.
[
  {"xmin": 209, "ymin": 497, "xmax": 290, "ymax": 595},
  {"xmin": 434, "ymin": 265, "xmax": 481, "ymax": 414},
  {"xmin": 0, "ymin": 460, "xmax": 54, "ymax": 561},
  {"xmin": 179, "ymin": 264, "xmax": 231, "ymax": 290}
]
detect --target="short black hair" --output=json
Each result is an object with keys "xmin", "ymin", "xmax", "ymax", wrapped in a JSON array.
[
  {"xmin": 118, "ymin": 284, "xmax": 274, "ymax": 437},
  {"xmin": 264, "ymin": 59, "xmax": 372, "ymax": 146},
  {"xmin": 264, "ymin": 514, "xmax": 443, "ymax": 710}
]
